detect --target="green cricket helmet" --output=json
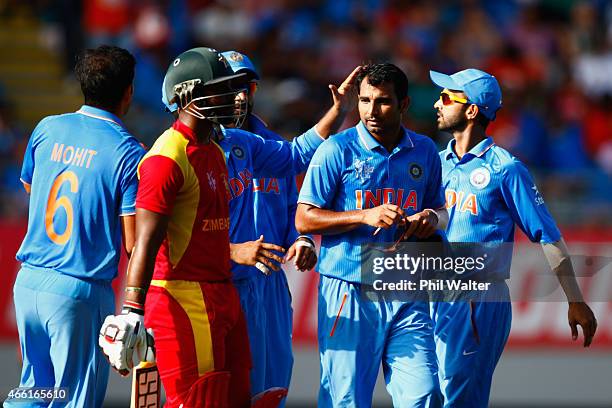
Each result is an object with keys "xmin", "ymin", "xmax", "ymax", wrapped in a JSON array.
[{"xmin": 163, "ymin": 47, "xmax": 247, "ymax": 126}]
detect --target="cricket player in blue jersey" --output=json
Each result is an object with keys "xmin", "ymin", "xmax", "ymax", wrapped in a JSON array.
[
  {"xmin": 160, "ymin": 51, "xmax": 360, "ymax": 399},
  {"xmin": 6, "ymin": 46, "xmax": 144, "ymax": 408},
  {"xmin": 296, "ymin": 63, "xmax": 448, "ymax": 407},
  {"xmin": 220, "ymin": 50, "xmax": 316, "ymax": 398},
  {"xmin": 429, "ymin": 68, "xmax": 597, "ymax": 407}
]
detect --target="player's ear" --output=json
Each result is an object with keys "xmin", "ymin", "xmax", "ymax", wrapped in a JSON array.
[
  {"xmin": 466, "ymin": 104, "xmax": 479, "ymax": 121},
  {"xmin": 119, "ymin": 84, "xmax": 134, "ymax": 116},
  {"xmin": 123, "ymin": 84, "xmax": 134, "ymax": 105},
  {"xmin": 249, "ymin": 81, "xmax": 258, "ymax": 96},
  {"xmin": 122, "ymin": 84, "xmax": 134, "ymax": 102}
]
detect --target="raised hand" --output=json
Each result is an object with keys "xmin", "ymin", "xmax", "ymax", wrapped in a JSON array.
[{"xmin": 329, "ymin": 66, "xmax": 362, "ymax": 114}]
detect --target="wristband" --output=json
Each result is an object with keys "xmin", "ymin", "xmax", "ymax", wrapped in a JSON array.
[
  {"xmin": 255, "ymin": 261, "xmax": 271, "ymax": 276},
  {"xmin": 125, "ymin": 286, "xmax": 146, "ymax": 294},
  {"xmin": 296, "ymin": 236, "xmax": 315, "ymax": 249},
  {"xmin": 424, "ymin": 209, "xmax": 439, "ymax": 226},
  {"xmin": 122, "ymin": 300, "xmax": 144, "ymax": 315},
  {"xmin": 296, "ymin": 240, "xmax": 314, "ymax": 249}
]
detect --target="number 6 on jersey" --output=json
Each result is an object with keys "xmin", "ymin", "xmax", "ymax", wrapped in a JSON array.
[{"xmin": 45, "ymin": 171, "xmax": 79, "ymax": 245}]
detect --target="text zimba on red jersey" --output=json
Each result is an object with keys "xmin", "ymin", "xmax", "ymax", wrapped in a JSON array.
[{"xmin": 201, "ymin": 217, "xmax": 230, "ymax": 232}]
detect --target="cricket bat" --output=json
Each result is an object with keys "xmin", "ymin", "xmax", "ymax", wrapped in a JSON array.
[{"xmin": 131, "ymin": 362, "xmax": 161, "ymax": 408}]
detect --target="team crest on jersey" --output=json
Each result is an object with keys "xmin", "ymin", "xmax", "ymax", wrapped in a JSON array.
[
  {"xmin": 231, "ymin": 145, "xmax": 245, "ymax": 159},
  {"xmin": 469, "ymin": 167, "xmax": 491, "ymax": 189},
  {"xmin": 353, "ymin": 157, "xmax": 374, "ymax": 182},
  {"xmin": 409, "ymin": 163, "xmax": 423, "ymax": 180},
  {"xmin": 207, "ymin": 171, "xmax": 217, "ymax": 191},
  {"xmin": 227, "ymin": 52, "xmax": 243, "ymax": 62}
]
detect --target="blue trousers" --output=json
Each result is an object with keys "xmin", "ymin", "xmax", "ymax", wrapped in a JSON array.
[
  {"xmin": 430, "ymin": 282, "xmax": 512, "ymax": 408},
  {"xmin": 6, "ymin": 266, "xmax": 114, "ymax": 408},
  {"xmin": 234, "ymin": 270, "xmax": 293, "ymax": 398},
  {"xmin": 318, "ymin": 274, "xmax": 441, "ymax": 408}
]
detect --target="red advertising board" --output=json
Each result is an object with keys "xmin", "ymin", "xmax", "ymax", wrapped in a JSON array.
[{"xmin": 1, "ymin": 221, "xmax": 611, "ymax": 349}]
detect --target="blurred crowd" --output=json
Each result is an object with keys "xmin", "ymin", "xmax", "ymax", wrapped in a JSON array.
[{"xmin": 0, "ymin": 0, "xmax": 611, "ymax": 224}]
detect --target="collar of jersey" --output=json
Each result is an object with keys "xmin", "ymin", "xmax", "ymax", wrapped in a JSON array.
[
  {"xmin": 356, "ymin": 120, "xmax": 414, "ymax": 152},
  {"xmin": 249, "ymin": 113, "xmax": 268, "ymax": 131},
  {"xmin": 77, "ymin": 105, "xmax": 124, "ymax": 127},
  {"xmin": 172, "ymin": 119, "xmax": 198, "ymax": 142},
  {"xmin": 445, "ymin": 136, "xmax": 494, "ymax": 162}
]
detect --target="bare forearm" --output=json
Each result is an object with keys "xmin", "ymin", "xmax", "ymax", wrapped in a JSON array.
[
  {"xmin": 542, "ymin": 239, "xmax": 584, "ymax": 303},
  {"xmin": 315, "ymin": 105, "xmax": 346, "ymax": 140},
  {"xmin": 124, "ymin": 242, "xmax": 159, "ymax": 305},
  {"xmin": 120, "ymin": 215, "xmax": 135, "ymax": 258},
  {"xmin": 553, "ymin": 258, "xmax": 585, "ymax": 303},
  {"xmin": 544, "ymin": 240, "xmax": 597, "ymax": 346},
  {"xmin": 296, "ymin": 205, "xmax": 364, "ymax": 235},
  {"xmin": 124, "ymin": 209, "xmax": 168, "ymax": 305}
]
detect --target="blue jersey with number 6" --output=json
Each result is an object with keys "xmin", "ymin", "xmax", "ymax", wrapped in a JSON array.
[{"xmin": 16, "ymin": 105, "xmax": 144, "ymax": 281}]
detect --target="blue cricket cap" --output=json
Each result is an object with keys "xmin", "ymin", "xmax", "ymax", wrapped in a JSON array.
[
  {"xmin": 221, "ymin": 51, "xmax": 259, "ymax": 80},
  {"xmin": 430, "ymin": 68, "xmax": 502, "ymax": 120}
]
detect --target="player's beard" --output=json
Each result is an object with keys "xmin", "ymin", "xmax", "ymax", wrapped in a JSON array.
[
  {"xmin": 437, "ymin": 110, "xmax": 468, "ymax": 132},
  {"xmin": 363, "ymin": 113, "xmax": 402, "ymax": 141}
]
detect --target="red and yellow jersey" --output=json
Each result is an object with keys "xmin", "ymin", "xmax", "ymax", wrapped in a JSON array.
[{"xmin": 136, "ymin": 120, "xmax": 231, "ymax": 282}]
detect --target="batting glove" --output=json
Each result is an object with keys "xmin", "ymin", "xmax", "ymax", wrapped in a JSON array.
[{"xmin": 98, "ymin": 310, "xmax": 155, "ymax": 376}]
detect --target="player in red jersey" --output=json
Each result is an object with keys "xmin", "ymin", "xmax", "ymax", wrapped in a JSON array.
[{"xmin": 100, "ymin": 47, "xmax": 257, "ymax": 407}]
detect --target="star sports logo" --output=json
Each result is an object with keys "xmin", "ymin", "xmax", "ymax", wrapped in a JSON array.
[{"xmin": 532, "ymin": 185, "xmax": 544, "ymax": 205}]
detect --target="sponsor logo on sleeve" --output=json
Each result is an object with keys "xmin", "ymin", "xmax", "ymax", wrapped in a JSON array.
[{"xmin": 532, "ymin": 185, "xmax": 545, "ymax": 205}]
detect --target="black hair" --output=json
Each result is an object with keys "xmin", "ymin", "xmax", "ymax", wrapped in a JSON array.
[
  {"xmin": 475, "ymin": 111, "xmax": 490, "ymax": 129},
  {"xmin": 75, "ymin": 45, "xmax": 135, "ymax": 111},
  {"xmin": 356, "ymin": 63, "xmax": 409, "ymax": 102}
]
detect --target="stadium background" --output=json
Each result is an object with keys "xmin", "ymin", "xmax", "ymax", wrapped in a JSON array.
[{"xmin": 0, "ymin": 0, "xmax": 611, "ymax": 406}]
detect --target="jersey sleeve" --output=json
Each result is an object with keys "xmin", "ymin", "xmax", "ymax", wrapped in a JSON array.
[
  {"xmin": 20, "ymin": 119, "xmax": 47, "ymax": 185},
  {"xmin": 118, "ymin": 143, "xmax": 145, "ymax": 216},
  {"xmin": 500, "ymin": 160, "xmax": 561, "ymax": 244},
  {"xmin": 298, "ymin": 139, "xmax": 343, "ymax": 208},
  {"xmin": 423, "ymin": 143, "xmax": 446, "ymax": 210},
  {"xmin": 249, "ymin": 126, "xmax": 324, "ymax": 177},
  {"xmin": 136, "ymin": 155, "xmax": 184, "ymax": 215}
]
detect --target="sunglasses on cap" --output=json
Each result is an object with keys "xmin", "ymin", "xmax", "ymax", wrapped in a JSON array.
[{"xmin": 439, "ymin": 89, "xmax": 469, "ymax": 106}]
